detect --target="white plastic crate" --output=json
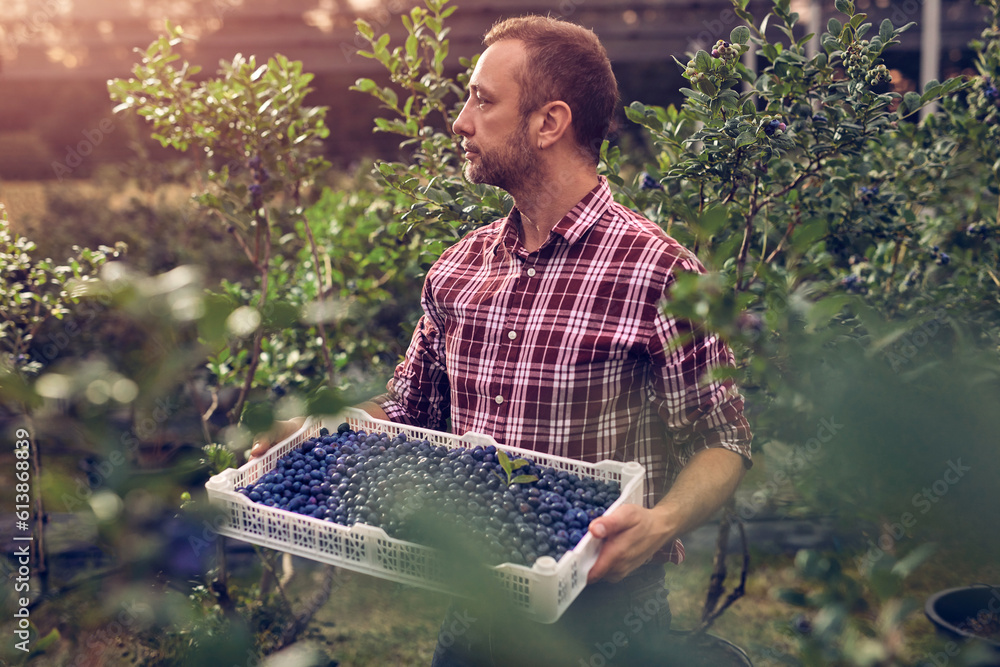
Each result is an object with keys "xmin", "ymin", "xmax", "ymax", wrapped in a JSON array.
[{"xmin": 205, "ymin": 407, "xmax": 645, "ymax": 623}]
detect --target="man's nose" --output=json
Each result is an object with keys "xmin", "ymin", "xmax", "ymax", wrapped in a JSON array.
[{"xmin": 453, "ymin": 99, "xmax": 473, "ymax": 137}]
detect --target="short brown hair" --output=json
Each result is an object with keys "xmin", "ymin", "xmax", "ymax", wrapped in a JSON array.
[{"xmin": 484, "ymin": 16, "xmax": 618, "ymax": 163}]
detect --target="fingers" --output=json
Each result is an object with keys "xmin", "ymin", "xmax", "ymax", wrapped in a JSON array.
[
  {"xmin": 248, "ymin": 416, "xmax": 306, "ymax": 459},
  {"xmin": 586, "ymin": 505, "xmax": 647, "ymax": 584},
  {"xmin": 249, "ymin": 439, "xmax": 272, "ymax": 459},
  {"xmin": 587, "ymin": 538, "xmax": 627, "ymax": 583},
  {"xmin": 588, "ymin": 503, "xmax": 639, "ymax": 539}
]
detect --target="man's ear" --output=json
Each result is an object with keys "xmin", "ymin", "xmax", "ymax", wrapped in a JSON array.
[{"xmin": 534, "ymin": 100, "xmax": 573, "ymax": 150}]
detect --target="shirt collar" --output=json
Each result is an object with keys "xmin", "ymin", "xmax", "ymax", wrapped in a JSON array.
[{"xmin": 495, "ymin": 176, "xmax": 613, "ymax": 255}]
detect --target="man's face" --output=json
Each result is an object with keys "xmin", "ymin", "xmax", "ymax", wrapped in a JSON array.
[{"xmin": 452, "ymin": 40, "xmax": 540, "ymax": 192}]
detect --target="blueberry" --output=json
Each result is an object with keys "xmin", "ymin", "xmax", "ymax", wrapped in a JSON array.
[
  {"xmin": 639, "ymin": 171, "xmax": 663, "ymax": 191},
  {"xmin": 792, "ymin": 613, "xmax": 812, "ymax": 635}
]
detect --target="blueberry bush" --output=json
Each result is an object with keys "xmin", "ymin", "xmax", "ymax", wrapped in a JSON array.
[
  {"xmin": 107, "ymin": 24, "xmax": 430, "ymax": 444},
  {"xmin": 0, "ymin": 203, "xmax": 126, "ymax": 382}
]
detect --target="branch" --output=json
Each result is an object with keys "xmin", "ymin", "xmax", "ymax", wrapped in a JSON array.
[
  {"xmin": 697, "ymin": 511, "xmax": 750, "ymax": 634},
  {"xmin": 734, "ymin": 174, "xmax": 759, "ymax": 291},
  {"xmin": 230, "ymin": 209, "xmax": 271, "ymax": 424},
  {"xmin": 254, "ymin": 546, "xmax": 296, "ymax": 614},
  {"xmin": 226, "ymin": 224, "xmax": 259, "ymax": 268},
  {"xmin": 27, "ymin": 415, "xmax": 49, "ymax": 592},
  {"xmin": 700, "ymin": 513, "xmax": 731, "ymax": 623},
  {"xmin": 211, "ymin": 536, "xmax": 233, "ymax": 613},
  {"xmin": 278, "ymin": 566, "xmax": 340, "ymax": 648},
  {"xmin": 765, "ymin": 204, "xmax": 800, "ymax": 265},
  {"xmin": 299, "ymin": 209, "xmax": 338, "ymax": 384}
]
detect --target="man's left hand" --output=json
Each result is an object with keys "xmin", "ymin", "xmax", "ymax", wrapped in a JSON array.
[{"xmin": 585, "ymin": 504, "xmax": 672, "ymax": 584}]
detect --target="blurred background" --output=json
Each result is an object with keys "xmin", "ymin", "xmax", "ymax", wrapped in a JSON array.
[{"xmin": 0, "ymin": 0, "xmax": 989, "ymax": 182}]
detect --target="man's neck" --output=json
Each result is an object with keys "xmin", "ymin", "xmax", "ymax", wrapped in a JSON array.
[{"xmin": 511, "ymin": 169, "xmax": 600, "ymax": 253}]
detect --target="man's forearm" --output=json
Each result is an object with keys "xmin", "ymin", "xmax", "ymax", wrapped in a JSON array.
[
  {"xmin": 650, "ymin": 447, "xmax": 747, "ymax": 537},
  {"xmin": 586, "ymin": 446, "xmax": 747, "ymax": 582},
  {"xmin": 356, "ymin": 400, "xmax": 390, "ymax": 421}
]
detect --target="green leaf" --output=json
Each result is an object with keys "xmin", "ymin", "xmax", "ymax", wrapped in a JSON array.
[
  {"xmin": 241, "ymin": 401, "xmax": 274, "ymax": 433},
  {"xmin": 791, "ymin": 218, "xmax": 828, "ymax": 251},
  {"xmin": 694, "ymin": 50, "xmax": 712, "ymax": 70},
  {"xmin": 731, "ymin": 26, "xmax": 751, "ymax": 45},
  {"xmin": 736, "ymin": 130, "xmax": 756, "ymax": 148},
  {"xmin": 868, "ymin": 566, "xmax": 903, "ymax": 600},
  {"xmin": 890, "ymin": 543, "xmax": 936, "ymax": 579},
  {"xmin": 306, "ymin": 386, "xmax": 342, "ymax": 416},
  {"xmin": 834, "ymin": 0, "xmax": 852, "ymax": 15},
  {"xmin": 734, "ymin": 5, "xmax": 755, "ymax": 23},
  {"xmin": 828, "ymin": 17, "xmax": 843, "ymax": 36},
  {"xmin": 35, "ymin": 627, "xmax": 61, "ymax": 653},
  {"xmin": 806, "ymin": 295, "xmax": 851, "ymax": 331},
  {"xmin": 356, "ymin": 19, "xmax": 374, "ymax": 40},
  {"xmin": 776, "ymin": 588, "xmax": 809, "ymax": 606},
  {"xmin": 509, "ymin": 474, "xmax": 538, "ymax": 485},
  {"xmin": 262, "ymin": 301, "xmax": 301, "ymax": 328},
  {"xmin": 879, "ymin": 18, "xmax": 893, "ymax": 43},
  {"xmin": 496, "ymin": 448, "xmax": 511, "ymax": 473},
  {"xmin": 696, "ymin": 77, "xmax": 718, "ymax": 96},
  {"xmin": 353, "ymin": 78, "xmax": 377, "ymax": 93}
]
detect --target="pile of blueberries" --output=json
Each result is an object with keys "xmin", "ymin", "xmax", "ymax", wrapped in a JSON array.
[{"xmin": 237, "ymin": 423, "xmax": 622, "ymax": 566}]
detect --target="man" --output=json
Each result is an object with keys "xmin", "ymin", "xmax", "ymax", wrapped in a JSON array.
[{"xmin": 253, "ymin": 15, "xmax": 751, "ymax": 665}]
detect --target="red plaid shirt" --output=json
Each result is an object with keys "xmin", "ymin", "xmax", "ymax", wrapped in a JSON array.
[{"xmin": 374, "ymin": 177, "xmax": 753, "ymax": 563}]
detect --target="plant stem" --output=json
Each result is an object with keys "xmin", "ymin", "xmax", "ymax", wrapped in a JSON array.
[
  {"xmin": 299, "ymin": 215, "xmax": 337, "ymax": 384},
  {"xmin": 735, "ymin": 174, "xmax": 760, "ymax": 291},
  {"xmin": 698, "ymin": 511, "xmax": 749, "ymax": 634},
  {"xmin": 230, "ymin": 210, "xmax": 271, "ymax": 424},
  {"xmin": 26, "ymin": 413, "xmax": 49, "ymax": 593},
  {"xmin": 214, "ymin": 535, "xmax": 229, "ymax": 609},
  {"xmin": 279, "ymin": 566, "xmax": 340, "ymax": 648},
  {"xmin": 700, "ymin": 514, "xmax": 731, "ymax": 624}
]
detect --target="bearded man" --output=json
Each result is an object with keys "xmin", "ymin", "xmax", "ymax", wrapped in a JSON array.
[{"xmin": 254, "ymin": 15, "xmax": 752, "ymax": 666}]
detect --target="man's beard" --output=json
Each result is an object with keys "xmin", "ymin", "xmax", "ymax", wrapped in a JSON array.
[{"xmin": 463, "ymin": 123, "xmax": 539, "ymax": 193}]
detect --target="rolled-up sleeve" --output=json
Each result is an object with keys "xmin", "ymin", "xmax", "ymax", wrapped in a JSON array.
[
  {"xmin": 370, "ymin": 285, "xmax": 451, "ymax": 431},
  {"xmin": 646, "ymin": 301, "xmax": 753, "ymax": 470}
]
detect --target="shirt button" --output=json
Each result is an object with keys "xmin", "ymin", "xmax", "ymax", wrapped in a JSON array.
[
  {"xmin": 495, "ymin": 395, "xmax": 504, "ymax": 405},
  {"xmin": 526, "ymin": 268, "xmax": 536, "ymax": 277},
  {"xmin": 508, "ymin": 331, "xmax": 517, "ymax": 340}
]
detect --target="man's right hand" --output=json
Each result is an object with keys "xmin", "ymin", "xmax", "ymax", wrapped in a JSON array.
[
  {"xmin": 248, "ymin": 416, "xmax": 307, "ymax": 459},
  {"xmin": 247, "ymin": 402, "xmax": 389, "ymax": 459}
]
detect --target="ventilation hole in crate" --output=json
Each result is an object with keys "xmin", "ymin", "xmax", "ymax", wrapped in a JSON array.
[
  {"xmin": 342, "ymin": 535, "xmax": 365, "ymax": 562},
  {"xmin": 317, "ymin": 529, "xmax": 341, "ymax": 556},
  {"xmin": 290, "ymin": 519, "xmax": 316, "ymax": 549},
  {"xmin": 266, "ymin": 515, "xmax": 289, "ymax": 541},
  {"xmin": 558, "ymin": 576, "xmax": 569, "ymax": 604},
  {"xmin": 240, "ymin": 507, "xmax": 262, "ymax": 535},
  {"xmin": 498, "ymin": 573, "xmax": 532, "ymax": 608}
]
